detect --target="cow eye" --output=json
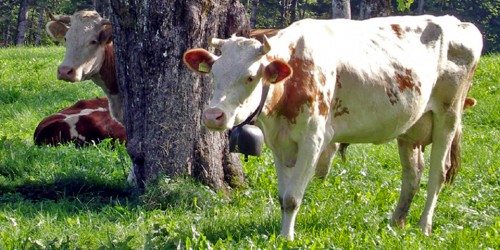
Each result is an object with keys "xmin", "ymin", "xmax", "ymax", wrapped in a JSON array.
[
  {"xmin": 247, "ymin": 76, "xmax": 254, "ymax": 83},
  {"xmin": 89, "ymin": 40, "xmax": 98, "ymax": 45}
]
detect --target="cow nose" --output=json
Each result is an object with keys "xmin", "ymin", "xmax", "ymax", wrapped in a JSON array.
[
  {"xmin": 203, "ymin": 108, "xmax": 226, "ymax": 130},
  {"xmin": 58, "ymin": 65, "xmax": 76, "ymax": 81}
]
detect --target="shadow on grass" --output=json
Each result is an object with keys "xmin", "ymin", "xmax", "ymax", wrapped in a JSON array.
[{"xmin": 0, "ymin": 175, "xmax": 137, "ymax": 204}]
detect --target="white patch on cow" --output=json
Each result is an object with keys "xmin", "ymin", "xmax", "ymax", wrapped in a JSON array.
[{"xmin": 60, "ymin": 107, "xmax": 106, "ymax": 141}]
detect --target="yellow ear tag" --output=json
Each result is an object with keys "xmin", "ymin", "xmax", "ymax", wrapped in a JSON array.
[
  {"xmin": 269, "ymin": 73, "xmax": 279, "ymax": 83},
  {"xmin": 198, "ymin": 61, "xmax": 210, "ymax": 73}
]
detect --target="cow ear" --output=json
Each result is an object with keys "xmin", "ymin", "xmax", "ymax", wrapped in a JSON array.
[
  {"xmin": 98, "ymin": 23, "xmax": 113, "ymax": 44},
  {"xmin": 45, "ymin": 21, "xmax": 69, "ymax": 43},
  {"xmin": 183, "ymin": 48, "xmax": 218, "ymax": 74},
  {"xmin": 263, "ymin": 60, "xmax": 292, "ymax": 84}
]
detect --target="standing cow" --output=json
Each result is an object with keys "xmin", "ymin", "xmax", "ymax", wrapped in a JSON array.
[
  {"xmin": 184, "ymin": 15, "xmax": 482, "ymax": 239},
  {"xmin": 46, "ymin": 11, "xmax": 122, "ymax": 123}
]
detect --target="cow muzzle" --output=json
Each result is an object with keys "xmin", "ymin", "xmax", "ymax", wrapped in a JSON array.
[
  {"xmin": 57, "ymin": 65, "xmax": 77, "ymax": 82},
  {"xmin": 203, "ymin": 107, "xmax": 227, "ymax": 130}
]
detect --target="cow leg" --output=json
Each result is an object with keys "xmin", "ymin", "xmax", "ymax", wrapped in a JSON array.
[
  {"xmin": 277, "ymin": 132, "xmax": 326, "ymax": 240},
  {"xmin": 314, "ymin": 142, "xmax": 339, "ymax": 179},
  {"xmin": 391, "ymin": 138, "xmax": 424, "ymax": 228},
  {"xmin": 419, "ymin": 110, "xmax": 460, "ymax": 235},
  {"xmin": 275, "ymin": 159, "xmax": 298, "ymax": 240}
]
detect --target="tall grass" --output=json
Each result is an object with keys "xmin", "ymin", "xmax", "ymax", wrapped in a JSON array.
[{"xmin": 0, "ymin": 46, "xmax": 499, "ymax": 249}]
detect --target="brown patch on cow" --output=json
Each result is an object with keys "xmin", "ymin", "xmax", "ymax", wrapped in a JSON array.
[
  {"xmin": 99, "ymin": 44, "xmax": 119, "ymax": 95},
  {"xmin": 336, "ymin": 74, "xmax": 342, "ymax": 89},
  {"xmin": 333, "ymin": 97, "xmax": 349, "ymax": 118},
  {"xmin": 391, "ymin": 24, "xmax": 404, "ymax": 39},
  {"xmin": 395, "ymin": 69, "xmax": 421, "ymax": 95},
  {"xmin": 34, "ymin": 119, "xmax": 72, "ymax": 145},
  {"xmin": 317, "ymin": 91, "xmax": 329, "ymax": 116},
  {"xmin": 318, "ymin": 71, "xmax": 326, "ymax": 86},
  {"xmin": 386, "ymin": 87, "xmax": 399, "ymax": 105},
  {"xmin": 267, "ymin": 54, "xmax": 318, "ymax": 123}
]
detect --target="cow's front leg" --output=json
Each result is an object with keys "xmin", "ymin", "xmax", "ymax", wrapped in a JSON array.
[{"xmin": 276, "ymin": 130, "xmax": 325, "ymax": 240}]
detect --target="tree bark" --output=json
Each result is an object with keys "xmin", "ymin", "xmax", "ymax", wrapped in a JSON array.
[
  {"xmin": 332, "ymin": 0, "xmax": 351, "ymax": 19},
  {"xmin": 359, "ymin": 0, "xmax": 391, "ymax": 20},
  {"xmin": 16, "ymin": 0, "xmax": 29, "ymax": 45},
  {"xmin": 34, "ymin": 1, "xmax": 45, "ymax": 46},
  {"xmin": 417, "ymin": 0, "xmax": 425, "ymax": 14},
  {"xmin": 290, "ymin": 0, "xmax": 298, "ymax": 23},
  {"xmin": 109, "ymin": 0, "xmax": 247, "ymax": 191},
  {"xmin": 250, "ymin": 0, "xmax": 258, "ymax": 28}
]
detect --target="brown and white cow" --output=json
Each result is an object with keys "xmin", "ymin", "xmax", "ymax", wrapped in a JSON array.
[
  {"xmin": 46, "ymin": 11, "xmax": 123, "ymax": 123},
  {"xmin": 184, "ymin": 15, "xmax": 482, "ymax": 239},
  {"xmin": 34, "ymin": 97, "xmax": 126, "ymax": 146}
]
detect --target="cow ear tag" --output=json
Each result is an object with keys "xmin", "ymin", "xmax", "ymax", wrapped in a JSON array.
[{"xmin": 198, "ymin": 61, "xmax": 210, "ymax": 73}]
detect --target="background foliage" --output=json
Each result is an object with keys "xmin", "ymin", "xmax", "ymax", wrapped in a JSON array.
[{"xmin": 2, "ymin": 0, "xmax": 499, "ymax": 52}]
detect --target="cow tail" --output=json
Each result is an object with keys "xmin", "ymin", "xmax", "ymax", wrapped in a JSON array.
[{"xmin": 446, "ymin": 127, "xmax": 462, "ymax": 184}]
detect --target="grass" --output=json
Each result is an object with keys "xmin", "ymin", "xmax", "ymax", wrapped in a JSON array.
[{"xmin": 0, "ymin": 46, "xmax": 499, "ymax": 249}]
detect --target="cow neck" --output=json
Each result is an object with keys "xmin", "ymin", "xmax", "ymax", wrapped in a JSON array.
[
  {"xmin": 235, "ymin": 83, "xmax": 270, "ymax": 127},
  {"xmin": 96, "ymin": 43, "xmax": 119, "ymax": 95}
]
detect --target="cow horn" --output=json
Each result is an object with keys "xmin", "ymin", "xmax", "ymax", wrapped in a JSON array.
[
  {"xmin": 47, "ymin": 12, "xmax": 70, "ymax": 24},
  {"xmin": 210, "ymin": 37, "xmax": 226, "ymax": 49},
  {"xmin": 261, "ymin": 35, "xmax": 271, "ymax": 54}
]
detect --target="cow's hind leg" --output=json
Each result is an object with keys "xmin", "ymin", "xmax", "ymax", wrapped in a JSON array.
[
  {"xmin": 392, "ymin": 138, "xmax": 425, "ymax": 228},
  {"xmin": 314, "ymin": 142, "xmax": 339, "ymax": 179},
  {"xmin": 419, "ymin": 109, "xmax": 461, "ymax": 235}
]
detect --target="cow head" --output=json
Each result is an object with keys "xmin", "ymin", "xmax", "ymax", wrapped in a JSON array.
[
  {"xmin": 46, "ymin": 11, "xmax": 112, "ymax": 82},
  {"xmin": 184, "ymin": 36, "xmax": 292, "ymax": 130}
]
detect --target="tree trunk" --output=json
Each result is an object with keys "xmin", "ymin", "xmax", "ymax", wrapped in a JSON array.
[
  {"xmin": 109, "ymin": 0, "xmax": 247, "ymax": 191},
  {"xmin": 16, "ymin": 0, "xmax": 29, "ymax": 45},
  {"xmin": 359, "ymin": 0, "xmax": 391, "ymax": 20},
  {"xmin": 34, "ymin": 2, "xmax": 44, "ymax": 46},
  {"xmin": 332, "ymin": 0, "xmax": 351, "ymax": 19},
  {"xmin": 250, "ymin": 0, "xmax": 258, "ymax": 28},
  {"xmin": 417, "ymin": 0, "xmax": 425, "ymax": 14},
  {"xmin": 290, "ymin": 0, "xmax": 297, "ymax": 23}
]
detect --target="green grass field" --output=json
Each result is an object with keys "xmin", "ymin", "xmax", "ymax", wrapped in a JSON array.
[{"xmin": 0, "ymin": 46, "xmax": 499, "ymax": 249}]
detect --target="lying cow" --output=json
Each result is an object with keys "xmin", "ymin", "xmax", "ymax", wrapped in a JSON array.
[
  {"xmin": 46, "ymin": 11, "xmax": 122, "ymax": 124},
  {"xmin": 184, "ymin": 15, "xmax": 482, "ymax": 239},
  {"xmin": 34, "ymin": 97, "xmax": 126, "ymax": 146}
]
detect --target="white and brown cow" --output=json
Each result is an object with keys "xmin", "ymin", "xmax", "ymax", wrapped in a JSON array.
[
  {"xmin": 184, "ymin": 15, "xmax": 482, "ymax": 239},
  {"xmin": 46, "ymin": 11, "xmax": 123, "ymax": 123},
  {"xmin": 34, "ymin": 97, "xmax": 126, "ymax": 146}
]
